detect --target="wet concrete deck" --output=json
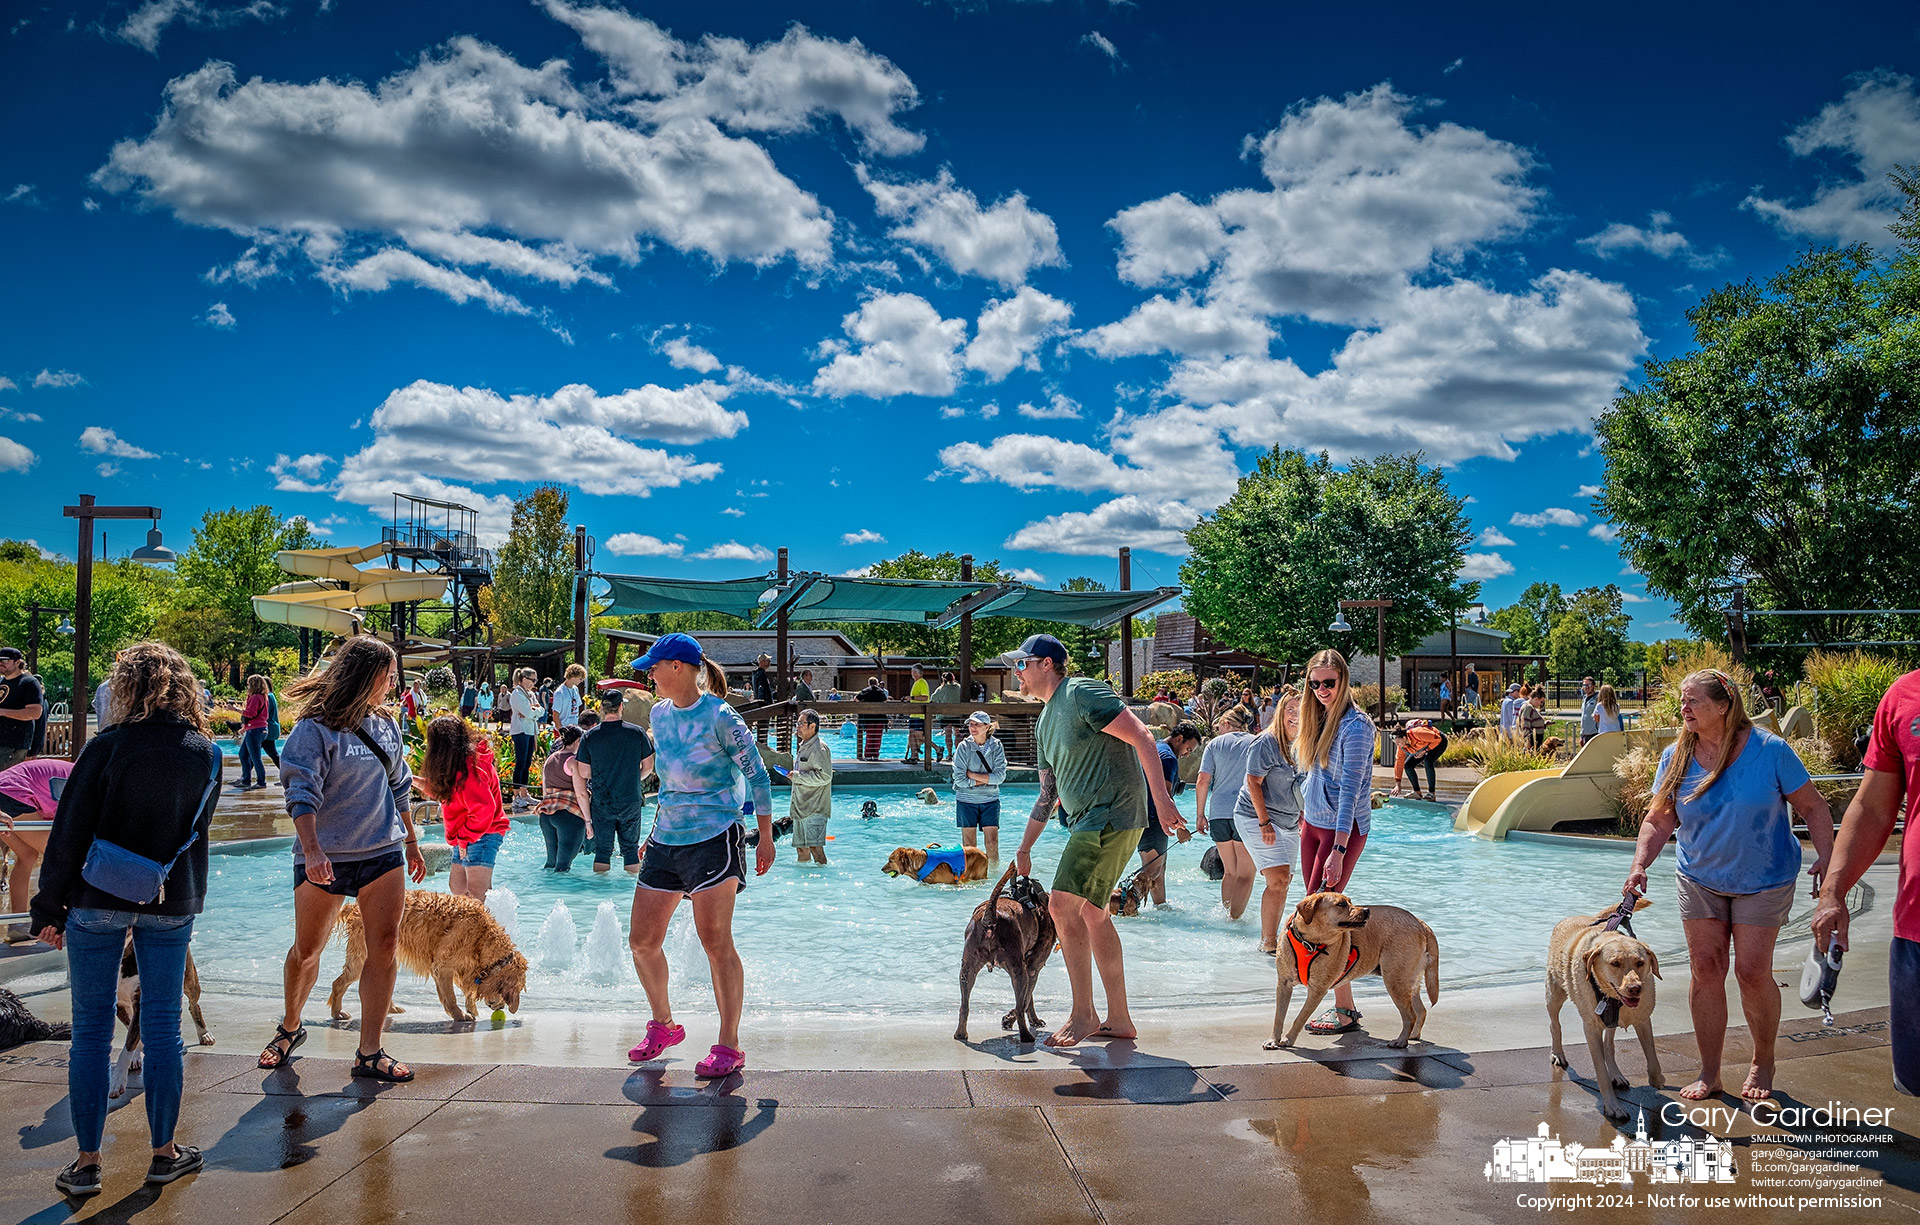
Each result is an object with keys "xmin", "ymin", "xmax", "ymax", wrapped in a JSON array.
[{"xmin": 2, "ymin": 1005, "xmax": 1912, "ymax": 1224}]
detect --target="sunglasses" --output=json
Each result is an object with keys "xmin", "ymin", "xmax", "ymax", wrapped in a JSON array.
[
  {"xmin": 1308, "ymin": 678, "xmax": 1340, "ymax": 691},
  {"xmin": 1013, "ymin": 659, "xmax": 1028, "ymax": 671}
]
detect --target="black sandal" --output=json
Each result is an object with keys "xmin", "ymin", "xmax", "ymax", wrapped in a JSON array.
[
  {"xmin": 258, "ymin": 1023, "xmax": 306, "ymax": 1069},
  {"xmin": 351, "ymin": 1047, "xmax": 415, "ymax": 1082}
]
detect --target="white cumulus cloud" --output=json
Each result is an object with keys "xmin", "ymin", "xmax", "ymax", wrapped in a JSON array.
[
  {"xmin": 1589, "ymin": 522, "xmax": 1621, "ymax": 541},
  {"xmin": 1510, "ymin": 507, "xmax": 1586, "ymax": 528},
  {"xmin": 1459, "ymin": 552, "xmax": 1515, "ymax": 579},
  {"xmin": 1005, "ymin": 495, "xmax": 1199, "ymax": 556},
  {"xmin": 115, "ymin": 0, "xmax": 285, "ymax": 54},
  {"xmin": 812, "ymin": 292, "xmax": 967, "ymax": 398},
  {"xmin": 204, "ymin": 301, "xmax": 236, "ymax": 328},
  {"xmin": 1578, "ymin": 211, "xmax": 1717, "ymax": 265},
  {"xmin": 270, "ymin": 451, "xmax": 333, "ymax": 492},
  {"xmin": 0, "ymin": 437, "xmax": 36, "ymax": 472},
  {"xmin": 963, "ymin": 287, "xmax": 1072, "ymax": 380},
  {"xmin": 661, "ymin": 336, "xmax": 722, "ymax": 373},
  {"xmin": 1017, "ymin": 394, "xmax": 1081, "ymax": 420},
  {"xmin": 605, "ymin": 532, "xmax": 684, "ymax": 557},
  {"xmin": 841, "ymin": 528, "xmax": 886, "ymax": 545},
  {"xmin": 1477, "ymin": 526, "xmax": 1515, "ymax": 547},
  {"xmin": 34, "ymin": 369, "xmax": 84, "ymax": 388},
  {"xmin": 1746, "ymin": 71, "xmax": 1920, "ymax": 246},
  {"xmin": 862, "ymin": 166, "xmax": 1064, "ymax": 287},
  {"xmin": 694, "ymin": 540, "xmax": 774, "ymax": 562},
  {"xmin": 78, "ymin": 427, "xmax": 157, "ymax": 459}
]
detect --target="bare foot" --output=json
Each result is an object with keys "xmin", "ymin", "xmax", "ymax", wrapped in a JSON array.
[
  {"xmin": 1678, "ymin": 1078, "xmax": 1721, "ymax": 1100},
  {"xmin": 1091, "ymin": 1023, "xmax": 1137, "ymax": 1040},
  {"xmin": 1046, "ymin": 1014, "xmax": 1101, "ymax": 1048},
  {"xmin": 1740, "ymin": 1064, "xmax": 1774, "ymax": 1101}
]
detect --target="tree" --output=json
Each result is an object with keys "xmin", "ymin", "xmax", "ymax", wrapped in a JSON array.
[
  {"xmin": 1487, "ymin": 582, "xmax": 1566, "ymax": 658},
  {"xmin": 1182, "ymin": 448, "xmax": 1477, "ymax": 667},
  {"xmin": 492, "ymin": 485, "xmax": 575, "ymax": 639},
  {"xmin": 0, "ymin": 554, "xmax": 170, "ymax": 699},
  {"xmin": 1548, "ymin": 585, "xmax": 1635, "ymax": 682},
  {"xmin": 173, "ymin": 505, "xmax": 329, "ymax": 681},
  {"xmin": 1595, "ymin": 170, "xmax": 1920, "ymax": 659}
]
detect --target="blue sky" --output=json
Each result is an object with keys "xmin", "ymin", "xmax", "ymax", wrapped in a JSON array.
[{"xmin": 4, "ymin": 0, "xmax": 1919, "ymax": 638}]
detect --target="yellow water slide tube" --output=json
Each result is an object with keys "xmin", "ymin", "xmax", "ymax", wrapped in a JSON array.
[
  {"xmin": 251, "ymin": 546, "xmax": 449, "ymax": 638},
  {"xmin": 1454, "ymin": 707, "xmax": 1806, "ymax": 839}
]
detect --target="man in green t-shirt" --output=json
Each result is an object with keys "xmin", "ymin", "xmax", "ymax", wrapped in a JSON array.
[{"xmin": 1010, "ymin": 634, "xmax": 1185, "ymax": 1047}]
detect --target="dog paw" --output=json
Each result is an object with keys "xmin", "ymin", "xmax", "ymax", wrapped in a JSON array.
[
  {"xmin": 1550, "ymin": 1052, "xmax": 1569, "ymax": 1069},
  {"xmin": 199, "ymin": 1034, "xmax": 216, "ymax": 1047},
  {"xmin": 389, "ymin": 1004, "xmax": 406, "ymax": 1014},
  {"xmin": 1262, "ymin": 1038, "xmax": 1292, "ymax": 1051},
  {"xmin": 953, "ymin": 1030, "xmax": 968, "ymax": 1042},
  {"xmin": 1602, "ymin": 1101, "xmax": 1630, "ymax": 1122},
  {"xmin": 108, "ymin": 1083, "xmax": 126, "ymax": 1100},
  {"xmin": 1387, "ymin": 1038, "xmax": 1409, "ymax": 1049},
  {"xmin": 331, "ymin": 1009, "xmax": 350, "ymax": 1021},
  {"xmin": 1611, "ymin": 1075, "xmax": 1631, "ymax": 1090}
]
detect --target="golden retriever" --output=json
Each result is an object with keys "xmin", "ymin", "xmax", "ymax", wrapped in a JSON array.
[
  {"xmin": 329, "ymin": 890, "xmax": 527, "ymax": 1023},
  {"xmin": 1265, "ymin": 891, "xmax": 1439, "ymax": 1050},
  {"xmin": 883, "ymin": 845, "xmax": 989, "ymax": 884},
  {"xmin": 916, "ymin": 787, "xmax": 941, "ymax": 805},
  {"xmin": 1546, "ymin": 897, "xmax": 1664, "ymax": 1119}
]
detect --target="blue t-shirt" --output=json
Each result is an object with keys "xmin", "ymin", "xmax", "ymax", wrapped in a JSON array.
[
  {"xmin": 648, "ymin": 695, "xmax": 774, "ymax": 847},
  {"xmin": 1653, "ymin": 727, "xmax": 1809, "ymax": 895},
  {"xmin": 1156, "ymin": 740, "xmax": 1180, "ymax": 790}
]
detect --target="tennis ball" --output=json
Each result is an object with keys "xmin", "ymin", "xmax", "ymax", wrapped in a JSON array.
[{"xmin": 491, "ymin": 1009, "xmax": 506, "ymax": 1022}]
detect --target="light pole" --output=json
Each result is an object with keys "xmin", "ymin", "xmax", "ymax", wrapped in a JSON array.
[
  {"xmin": 25, "ymin": 604, "xmax": 75, "ymax": 676},
  {"xmin": 1331, "ymin": 598, "xmax": 1395, "ymax": 726},
  {"xmin": 62, "ymin": 496, "xmax": 174, "ymax": 757}
]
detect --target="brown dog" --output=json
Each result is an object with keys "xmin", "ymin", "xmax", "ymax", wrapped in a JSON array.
[
  {"xmin": 1265, "ymin": 891, "xmax": 1439, "ymax": 1050},
  {"xmin": 1546, "ymin": 898, "xmax": 1664, "ymax": 1119},
  {"xmin": 1541, "ymin": 736, "xmax": 1566, "ymax": 758},
  {"xmin": 882, "ymin": 845, "xmax": 989, "ymax": 884},
  {"xmin": 330, "ymin": 891, "xmax": 527, "ymax": 1023},
  {"xmin": 956, "ymin": 863, "xmax": 1057, "ymax": 1043},
  {"xmin": 111, "ymin": 938, "xmax": 213, "ymax": 1099}
]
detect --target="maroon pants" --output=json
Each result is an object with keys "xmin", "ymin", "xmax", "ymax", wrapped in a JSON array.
[{"xmin": 1300, "ymin": 823, "xmax": 1368, "ymax": 895}]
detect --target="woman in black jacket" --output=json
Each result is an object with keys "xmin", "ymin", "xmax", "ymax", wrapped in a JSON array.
[{"xmin": 31, "ymin": 642, "xmax": 221, "ymax": 1198}]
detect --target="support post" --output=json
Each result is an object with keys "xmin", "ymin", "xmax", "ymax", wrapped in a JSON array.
[
  {"xmin": 957, "ymin": 554, "xmax": 973, "ymax": 702},
  {"xmin": 1727, "ymin": 587, "xmax": 1748, "ymax": 665},
  {"xmin": 1448, "ymin": 605, "xmax": 1459, "ymax": 721},
  {"xmin": 1375, "ymin": 604, "xmax": 1387, "ymax": 727},
  {"xmin": 1118, "ymin": 546, "xmax": 1134, "ymax": 698},
  {"xmin": 573, "ymin": 524, "xmax": 589, "ymax": 671},
  {"xmin": 775, "ymin": 547, "xmax": 790, "ymax": 700},
  {"xmin": 70, "ymin": 497, "xmax": 95, "ymax": 758}
]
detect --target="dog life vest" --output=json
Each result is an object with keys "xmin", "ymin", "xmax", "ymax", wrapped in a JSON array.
[
  {"xmin": 1285, "ymin": 925, "xmax": 1360, "ymax": 986},
  {"xmin": 917, "ymin": 847, "xmax": 969, "ymax": 881}
]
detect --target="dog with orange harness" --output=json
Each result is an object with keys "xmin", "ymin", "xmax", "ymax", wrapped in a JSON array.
[{"xmin": 1264, "ymin": 891, "xmax": 1439, "ymax": 1050}]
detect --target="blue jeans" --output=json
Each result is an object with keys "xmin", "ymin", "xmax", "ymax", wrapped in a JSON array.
[
  {"xmin": 239, "ymin": 726, "xmax": 266, "ymax": 786},
  {"xmin": 1893, "ymin": 936, "xmax": 1918, "ymax": 1097},
  {"xmin": 67, "ymin": 908, "xmax": 195, "ymax": 1152}
]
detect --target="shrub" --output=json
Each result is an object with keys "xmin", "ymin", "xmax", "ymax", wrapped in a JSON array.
[
  {"xmin": 1350, "ymin": 684, "xmax": 1407, "ymax": 714},
  {"xmin": 1136, "ymin": 670, "xmax": 1197, "ymax": 701},
  {"xmin": 1802, "ymin": 650, "xmax": 1904, "ymax": 769},
  {"xmin": 424, "ymin": 666, "xmax": 457, "ymax": 698},
  {"xmin": 1438, "ymin": 736, "xmax": 1480, "ymax": 767},
  {"xmin": 1642, "ymin": 642, "xmax": 1766, "ymax": 730},
  {"xmin": 1472, "ymin": 738, "xmax": 1557, "ymax": 776}
]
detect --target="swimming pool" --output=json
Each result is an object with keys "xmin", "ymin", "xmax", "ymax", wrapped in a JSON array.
[
  {"xmin": 217, "ymin": 724, "xmax": 942, "ymax": 760},
  {"xmin": 189, "ymin": 788, "xmax": 1682, "ymax": 1022}
]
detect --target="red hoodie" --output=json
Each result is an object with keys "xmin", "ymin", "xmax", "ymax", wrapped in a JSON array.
[
  {"xmin": 241, "ymin": 692, "xmax": 269, "ymax": 732},
  {"xmin": 441, "ymin": 739, "xmax": 509, "ymax": 848}
]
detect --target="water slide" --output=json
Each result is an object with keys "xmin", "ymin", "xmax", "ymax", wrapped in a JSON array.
[
  {"xmin": 1454, "ymin": 706, "xmax": 1811, "ymax": 839},
  {"xmin": 251, "ymin": 545, "xmax": 449, "ymax": 638}
]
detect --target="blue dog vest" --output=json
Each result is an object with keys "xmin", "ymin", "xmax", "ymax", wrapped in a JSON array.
[{"xmin": 917, "ymin": 847, "xmax": 969, "ymax": 881}]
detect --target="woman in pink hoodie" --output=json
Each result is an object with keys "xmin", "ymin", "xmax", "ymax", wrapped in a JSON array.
[{"xmin": 238, "ymin": 675, "xmax": 271, "ymax": 790}]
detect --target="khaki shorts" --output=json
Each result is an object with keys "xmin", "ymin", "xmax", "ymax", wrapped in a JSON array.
[
  {"xmin": 1053, "ymin": 824, "xmax": 1143, "ymax": 904},
  {"xmin": 791, "ymin": 812, "xmax": 829, "ymax": 848},
  {"xmin": 1675, "ymin": 874, "xmax": 1796, "ymax": 927}
]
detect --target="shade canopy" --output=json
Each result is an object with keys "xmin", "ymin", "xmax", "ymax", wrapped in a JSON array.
[
  {"xmin": 596, "ymin": 575, "xmax": 774, "ymax": 620},
  {"xmin": 937, "ymin": 585, "xmax": 1181, "ymax": 630},
  {"xmin": 490, "ymin": 636, "xmax": 576, "ymax": 659},
  {"xmin": 758, "ymin": 577, "xmax": 993, "ymax": 627}
]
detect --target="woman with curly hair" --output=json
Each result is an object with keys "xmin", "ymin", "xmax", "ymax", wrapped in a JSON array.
[
  {"xmin": 261, "ymin": 636, "xmax": 425, "ymax": 1084},
  {"xmin": 31, "ymin": 642, "xmax": 222, "ymax": 1195},
  {"xmin": 418, "ymin": 716, "xmax": 509, "ymax": 900}
]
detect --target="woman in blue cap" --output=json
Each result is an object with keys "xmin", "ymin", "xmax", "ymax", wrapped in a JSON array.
[{"xmin": 622, "ymin": 633, "xmax": 775, "ymax": 1078}]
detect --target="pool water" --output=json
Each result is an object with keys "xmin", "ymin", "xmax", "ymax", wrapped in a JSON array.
[
  {"xmin": 218, "ymin": 725, "xmax": 941, "ymax": 761},
  {"xmin": 191, "ymin": 788, "xmax": 1682, "ymax": 1023}
]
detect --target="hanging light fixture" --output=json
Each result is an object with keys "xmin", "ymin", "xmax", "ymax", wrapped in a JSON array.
[
  {"xmin": 54, "ymin": 615, "xmax": 76, "ymax": 638},
  {"xmin": 130, "ymin": 520, "xmax": 176, "ymax": 563},
  {"xmin": 1328, "ymin": 609, "xmax": 1353, "ymax": 634}
]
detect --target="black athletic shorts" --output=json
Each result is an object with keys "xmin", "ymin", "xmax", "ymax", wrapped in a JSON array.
[
  {"xmin": 294, "ymin": 848, "xmax": 405, "ymax": 897},
  {"xmin": 637, "ymin": 824, "xmax": 746, "ymax": 896},
  {"xmin": 0, "ymin": 792, "xmax": 36, "ymax": 819},
  {"xmin": 1137, "ymin": 820, "xmax": 1168, "ymax": 858}
]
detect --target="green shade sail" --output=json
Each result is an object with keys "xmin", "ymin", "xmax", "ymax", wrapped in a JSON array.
[
  {"xmin": 936, "ymin": 585, "xmax": 1183, "ymax": 629},
  {"xmin": 490, "ymin": 636, "xmax": 576, "ymax": 658},
  {"xmin": 759, "ymin": 577, "xmax": 992, "ymax": 627},
  {"xmin": 596, "ymin": 574, "xmax": 775, "ymax": 620}
]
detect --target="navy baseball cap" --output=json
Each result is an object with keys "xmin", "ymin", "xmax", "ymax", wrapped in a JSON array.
[
  {"xmin": 1005, "ymin": 633, "xmax": 1067, "ymax": 669},
  {"xmin": 632, "ymin": 632, "xmax": 703, "ymax": 671}
]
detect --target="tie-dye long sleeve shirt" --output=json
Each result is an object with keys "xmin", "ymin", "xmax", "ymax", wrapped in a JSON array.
[{"xmin": 647, "ymin": 694, "xmax": 774, "ymax": 846}]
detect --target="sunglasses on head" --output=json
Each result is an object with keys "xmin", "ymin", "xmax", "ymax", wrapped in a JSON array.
[{"xmin": 1308, "ymin": 678, "xmax": 1340, "ymax": 691}]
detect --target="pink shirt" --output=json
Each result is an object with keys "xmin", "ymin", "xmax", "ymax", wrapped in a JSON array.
[
  {"xmin": 1862, "ymin": 670, "xmax": 1920, "ymax": 943},
  {"xmin": 0, "ymin": 758, "xmax": 74, "ymax": 814}
]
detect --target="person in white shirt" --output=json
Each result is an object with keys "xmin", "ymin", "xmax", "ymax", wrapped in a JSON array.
[
  {"xmin": 552, "ymin": 664, "xmax": 586, "ymax": 730},
  {"xmin": 508, "ymin": 668, "xmax": 546, "ymax": 810},
  {"xmin": 1498, "ymin": 683, "xmax": 1522, "ymax": 744}
]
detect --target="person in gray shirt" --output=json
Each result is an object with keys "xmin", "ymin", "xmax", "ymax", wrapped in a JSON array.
[
  {"xmin": 1578, "ymin": 676, "xmax": 1599, "ymax": 747},
  {"xmin": 1196, "ymin": 705, "xmax": 1258, "ymax": 918},
  {"xmin": 951, "ymin": 710, "xmax": 1008, "ymax": 862},
  {"xmin": 1233, "ymin": 692, "xmax": 1306, "ymax": 953}
]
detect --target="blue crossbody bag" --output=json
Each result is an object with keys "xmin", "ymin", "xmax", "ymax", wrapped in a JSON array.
[{"xmin": 79, "ymin": 746, "xmax": 220, "ymax": 905}]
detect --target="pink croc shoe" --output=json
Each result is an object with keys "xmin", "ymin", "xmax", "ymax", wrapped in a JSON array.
[
  {"xmin": 695, "ymin": 1044, "xmax": 745, "ymax": 1078},
  {"xmin": 628, "ymin": 1020, "xmax": 685, "ymax": 1063}
]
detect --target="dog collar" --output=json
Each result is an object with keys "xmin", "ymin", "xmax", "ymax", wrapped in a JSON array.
[
  {"xmin": 473, "ymin": 953, "xmax": 516, "ymax": 986},
  {"xmin": 1588, "ymin": 971, "xmax": 1624, "ymax": 1028}
]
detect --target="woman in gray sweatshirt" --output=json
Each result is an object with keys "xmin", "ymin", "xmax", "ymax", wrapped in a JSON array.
[{"xmin": 259, "ymin": 636, "xmax": 425, "ymax": 1083}]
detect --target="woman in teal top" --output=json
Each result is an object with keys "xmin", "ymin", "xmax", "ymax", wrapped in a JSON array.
[
  {"xmin": 1623, "ymin": 669, "xmax": 1833, "ymax": 1104},
  {"xmin": 622, "ymin": 633, "xmax": 774, "ymax": 1081}
]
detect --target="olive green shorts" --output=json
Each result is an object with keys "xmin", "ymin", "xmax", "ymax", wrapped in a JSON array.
[{"xmin": 1053, "ymin": 824, "xmax": 1144, "ymax": 904}]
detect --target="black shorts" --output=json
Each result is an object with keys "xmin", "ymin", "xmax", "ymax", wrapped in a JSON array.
[
  {"xmin": 1208, "ymin": 816, "xmax": 1243, "ymax": 844},
  {"xmin": 0, "ymin": 792, "xmax": 36, "ymax": 819},
  {"xmin": 294, "ymin": 849, "xmax": 405, "ymax": 897},
  {"xmin": 1137, "ymin": 820, "xmax": 1168, "ymax": 857},
  {"xmin": 637, "ymin": 825, "xmax": 746, "ymax": 896}
]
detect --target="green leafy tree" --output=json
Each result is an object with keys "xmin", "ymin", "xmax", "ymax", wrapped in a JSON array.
[
  {"xmin": 492, "ymin": 485, "xmax": 575, "ymax": 639},
  {"xmin": 1487, "ymin": 582, "xmax": 1566, "ymax": 658},
  {"xmin": 174, "ymin": 505, "xmax": 329, "ymax": 680},
  {"xmin": 1182, "ymin": 448, "xmax": 1477, "ymax": 667},
  {"xmin": 1595, "ymin": 170, "xmax": 1920, "ymax": 659},
  {"xmin": 0, "ymin": 554, "xmax": 172, "ymax": 699},
  {"xmin": 1548, "ymin": 585, "xmax": 1635, "ymax": 682}
]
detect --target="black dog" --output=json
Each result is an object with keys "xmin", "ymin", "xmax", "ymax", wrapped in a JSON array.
[
  {"xmin": 743, "ymin": 816, "xmax": 794, "ymax": 848},
  {"xmin": 1200, "ymin": 844, "xmax": 1224, "ymax": 882},
  {"xmin": 956, "ymin": 863, "xmax": 1057, "ymax": 1043},
  {"xmin": 0, "ymin": 986, "xmax": 68, "ymax": 1050},
  {"xmin": 859, "ymin": 799, "xmax": 881, "ymax": 819}
]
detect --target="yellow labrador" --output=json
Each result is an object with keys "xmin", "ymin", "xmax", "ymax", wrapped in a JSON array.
[
  {"xmin": 1265, "ymin": 892, "xmax": 1439, "ymax": 1050},
  {"xmin": 1546, "ymin": 898, "xmax": 1664, "ymax": 1120}
]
